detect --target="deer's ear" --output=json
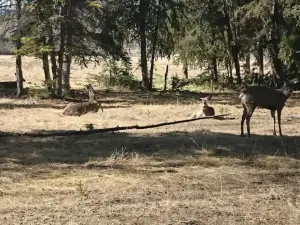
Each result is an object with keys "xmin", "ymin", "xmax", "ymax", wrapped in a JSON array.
[
  {"xmin": 291, "ymin": 78, "xmax": 299, "ymax": 84},
  {"xmin": 86, "ymin": 83, "xmax": 94, "ymax": 90}
]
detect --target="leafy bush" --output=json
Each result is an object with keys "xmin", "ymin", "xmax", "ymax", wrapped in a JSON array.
[{"xmin": 90, "ymin": 60, "xmax": 140, "ymax": 90}]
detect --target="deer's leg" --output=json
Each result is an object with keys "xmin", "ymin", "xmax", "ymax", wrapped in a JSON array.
[
  {"xmin": 241, "ymin": 105, "xmax": 247, "ymax": 137},
  {"xmin": 277, "ymin": 109, "xmax": 283, "ymax": 136},
  {"xmin": 246, "ymin": 105, "xmax": 256, "ymax": 137},
  {"xmin": 271, "ymin": 109, "xmax": 276, "ymax": 136}
]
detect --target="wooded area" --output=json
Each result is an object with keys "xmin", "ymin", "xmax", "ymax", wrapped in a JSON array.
[{"xmin": 0, "ymin": 0, "xmax": 300, "ymax": 96}]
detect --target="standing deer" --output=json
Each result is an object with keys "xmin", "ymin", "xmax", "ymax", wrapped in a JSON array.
[{"xmin": 239, "ymin": 78, "xmax": 298, "ymax": 137}]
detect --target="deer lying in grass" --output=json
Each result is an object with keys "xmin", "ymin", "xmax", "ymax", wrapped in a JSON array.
[
  {"xmin": 191, "ymin": 94, "xmax": 215, "ymax": 118},
  {"xmin": 63, "ymin": 84, "xmax": 103, "ymax": 116},
  {"xmin": 239, "ymin": 78, "xmax": 298, "ymax": 137}
]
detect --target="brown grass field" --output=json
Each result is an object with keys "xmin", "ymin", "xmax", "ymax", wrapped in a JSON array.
[{"xmin": 1, "ymin": 56, "xmax": 300, "ymax": 224}]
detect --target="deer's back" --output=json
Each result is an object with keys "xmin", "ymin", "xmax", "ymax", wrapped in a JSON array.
[
  {"xmin": 203, "ymin": 106, "xmax": 215, "ymax": 116},
  {"xmin": 241, "ymin": 86, "xmax": 287, "ymax": 110}
]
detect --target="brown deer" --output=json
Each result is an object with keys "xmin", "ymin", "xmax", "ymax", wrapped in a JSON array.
[
  {"xmin": 239, "ymin": 78, "xmax": 298, "ymax": 137},
  {"xmin": 191, "ymin": 94, "xmax": 215, "ymax": 118},
  {"xmin": 62, "ymin": 84, "xmax": 103, "ymax": 116}
]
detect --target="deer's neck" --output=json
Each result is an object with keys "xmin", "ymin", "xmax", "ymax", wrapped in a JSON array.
[{"xmin": 279, "ymin": 87, "xmax": 292, "ymax": 98}]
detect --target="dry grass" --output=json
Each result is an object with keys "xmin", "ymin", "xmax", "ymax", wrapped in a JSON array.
[
  {"xmin": 0, "ymin": 56, "xmax": 300, "ymax": 224},
  {"xmin": 0, "ymin": 55, "xmax": 201, "ymax": 89}
]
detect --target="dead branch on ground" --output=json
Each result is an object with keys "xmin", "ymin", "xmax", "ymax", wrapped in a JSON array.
[{"xmin": 0, "ymin": 114, "xmax": 231, "ymax": 138}]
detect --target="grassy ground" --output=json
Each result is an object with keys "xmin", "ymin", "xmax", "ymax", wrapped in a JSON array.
[
  {"xmin": 0, "ymin": 55, "xmax": 201, "ymax": 89},
  {"xmin": 0, "ymin": 56, "xmax": 300, "ymax": 224}
]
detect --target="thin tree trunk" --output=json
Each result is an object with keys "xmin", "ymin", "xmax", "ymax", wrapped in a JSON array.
[
  {"xmin": 209, "ymin": 0, "xmax": 218, "ymax": 83},
  {"xmin": 225, "ymin": 60, "xmax": 230, "ymax": 78},
  {"xmin": 149, "ymin": 35, "xmax": 157, "ymax": 90},
  {"xmin": 50, "ymin": 51, "xmax": 57, "ymax": 90},
  {"xmin": 15, "ymin": 55, "xmax": 23, "ymax": 96},
  {"xmin": 36, "ymin": 2, "xmax": 52, "ymax": 93},
  {"xmin": 257, "ymin": 42, "xmax": 264, "ymax": 75},
  {"xmin": 245, "ymin": 53, "xmax": 251, "ymax": 73},
  {"xmin": 227, "ymin": 58, "xmax": 233, "ymax": 85},
  {"xmin": 212, "ymin": 57, "xmax": 218, "ymax": 83},
  {"xmin": 149, "ymin": 0, "xmax": 161, "ymax": 90},
  {"xmin": 62, "ymin": 55, "xmax": 71, "ymax": 96},
  {"xmin": 139, "ymin": 0, "xmax": 150, "ymax": 91},
  {"xmin": 49, "ymin": 24, "xmax": 57, "ymax": 93},
  {"xmin": 269, "ymin": 0, "xmax": 284, "ymax": 80},
  {"xmin": 15, "ymin": 0, "xmax": 24, "ymax": 97},
  {"xmin": 42, "ymin": 52, "xmax": 51, "ymax": 92},
  {"xmin": 183, "ymin": 62, "xmax": 188, "ymax": 79},
  {"xmin": 232, "ymin": 48, "xmax": 241, "ymax": 83},
  {"xmin": 56, "ymin": 2, "xmax": 68, "ymax": 97},
  {"xmin": 164, "ymin": 64, "xmax": 169, "ymax": 91},
  {"xmin": 62, "ymin": 1, "xmax": 73, "ymax": 97},
  {"xmin": 223, "ymin": 0, "xmax": 241, "ymax": 84},
  {"xmin": 56, "ymin": 57, "xmax": 63, "ymax": 97}
]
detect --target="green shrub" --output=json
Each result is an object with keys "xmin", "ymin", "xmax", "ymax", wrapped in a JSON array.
[{"xmin": 89, "ymin": 60, "xmax": 140, "ymax": 90}]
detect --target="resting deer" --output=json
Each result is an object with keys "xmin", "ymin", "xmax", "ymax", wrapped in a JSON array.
[
  {"xmin": 239, "ymin": 78, "xmax": 298, "ymax": 137},
  {"xmin": 191, "ymin": 94, "xmax": 215, "ymax": 118},
  {"xmin": 62, "ymin": 84, "xmax": 103, "ymax": 116}
]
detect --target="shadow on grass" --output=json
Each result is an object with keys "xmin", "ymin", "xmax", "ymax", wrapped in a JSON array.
[
  {"xmin": 0, "ymin": 130, "xmax": 299, "ymax": 167},
  {"xmin": 99, "ymin": 90, "xmax": 300, "ymax": 108},
  {"xmin": 0, "ymin": 103, "xmax": 63, "ymax": 110},
  {"xmin": 1, "ymin": 87, "xmax": 299, "ymax": 108},
  {"xmin": 0, "ymin": 102, "xmax": 132, "ymax": 110}
]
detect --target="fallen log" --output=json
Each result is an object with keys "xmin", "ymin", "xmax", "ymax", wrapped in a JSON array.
[{"xmin": 0, "ymin": 113, "xmax": 231, "ymax": 138}]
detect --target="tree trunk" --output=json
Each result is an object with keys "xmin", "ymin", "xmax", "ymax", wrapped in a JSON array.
[
  {"xmin": 56, "ymin": 57, "xmax": 63, "ymax": 97},
  {"xmin": 15, "ymin": 0, "xmax": 24, "ymax": 97},
  {"xmin": 49, "ymin": 24, "xmax": 57, "ymax": 93},
  {"xmin": 62, "ymin": 1, "xmax": 73, "ymax": 97},
  {"xmin": 56, "ymin": 1, "xmax": 68, "ymax": 97},
  {"xmin": 50, "ymin": 51, "xmax": 57, "ymax": 91},
  {"xmin": 62, "ymin": 55, "xmax": 71, "ymax": 96},
  {"xmin": 269, "ymin": 0, "xmax": 284, "ymax": 80},
  {"xmin": 139, "ymin": 0, "xmax": 150, "ymax": 91},
  {"xmin": 42, "ymin": 52, "xmax": 52, "ymax": 92},
  {"xmin": 183, "ymin": 62, "xmax": 188, "ymax": 79},
  {"xmin": 209, "ymin": 1, "xmax": 218, "ymax": 83},
  {"xmin": 226, "ymin": 58, "xmax": 233, "ymax": 85},
  {"xmin": 211, "ymin": 57, "xmax": 218, "ymax": 83},
  {"xmin": 257, "ymin": 41, "xmax": 264, "ymax": 75},
  {"xmin": 232, "ymin": 48, "xmax": 241, "ymax": 83},
  {"xmin": 149, "ymin": 32, "xmax": 157, "ymax": 91},
  {"xmin": 15, "ymin": 55, "xmax": 23, "ymax": 96},
  {"xmin": 36, "ymin": 2, "xmax": 52, "ymax": 93},
  {"xmin": 149, "ymin": 0, "xmax": 161, "ymax": 90},
  {"xmin": 223, "ymin": 0, "xmax": 241, "ymax": 84},
  {"xmin": 245, "ymin": 53, "xmax": 251, "ymax": 73},
  {"xmin": 49, "ymin": 23, "xmax": 58, "ymax": 94},
  {"xmin": 164, "ymin": 64, "xmax": 169, "ymax": 91}
]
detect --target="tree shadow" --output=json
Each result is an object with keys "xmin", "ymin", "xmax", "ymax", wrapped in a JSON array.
[
  {"xmin": 61, "ymin": 89, "xmax": 300, "ymax": 113},
  {"xmin": 2, "ymin": 87, "xmax": 299, "ymax": 109},
  {"xmin": 1, "ymin": 130, "xmax": 299, "ymax": 167},
  {"xmin": 97, "ymin": 90, "xmax": 300, "ymax": 108},
  {"xmin": 0, "ymin": 103, "xmax": 63, "ymax": 110}
]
